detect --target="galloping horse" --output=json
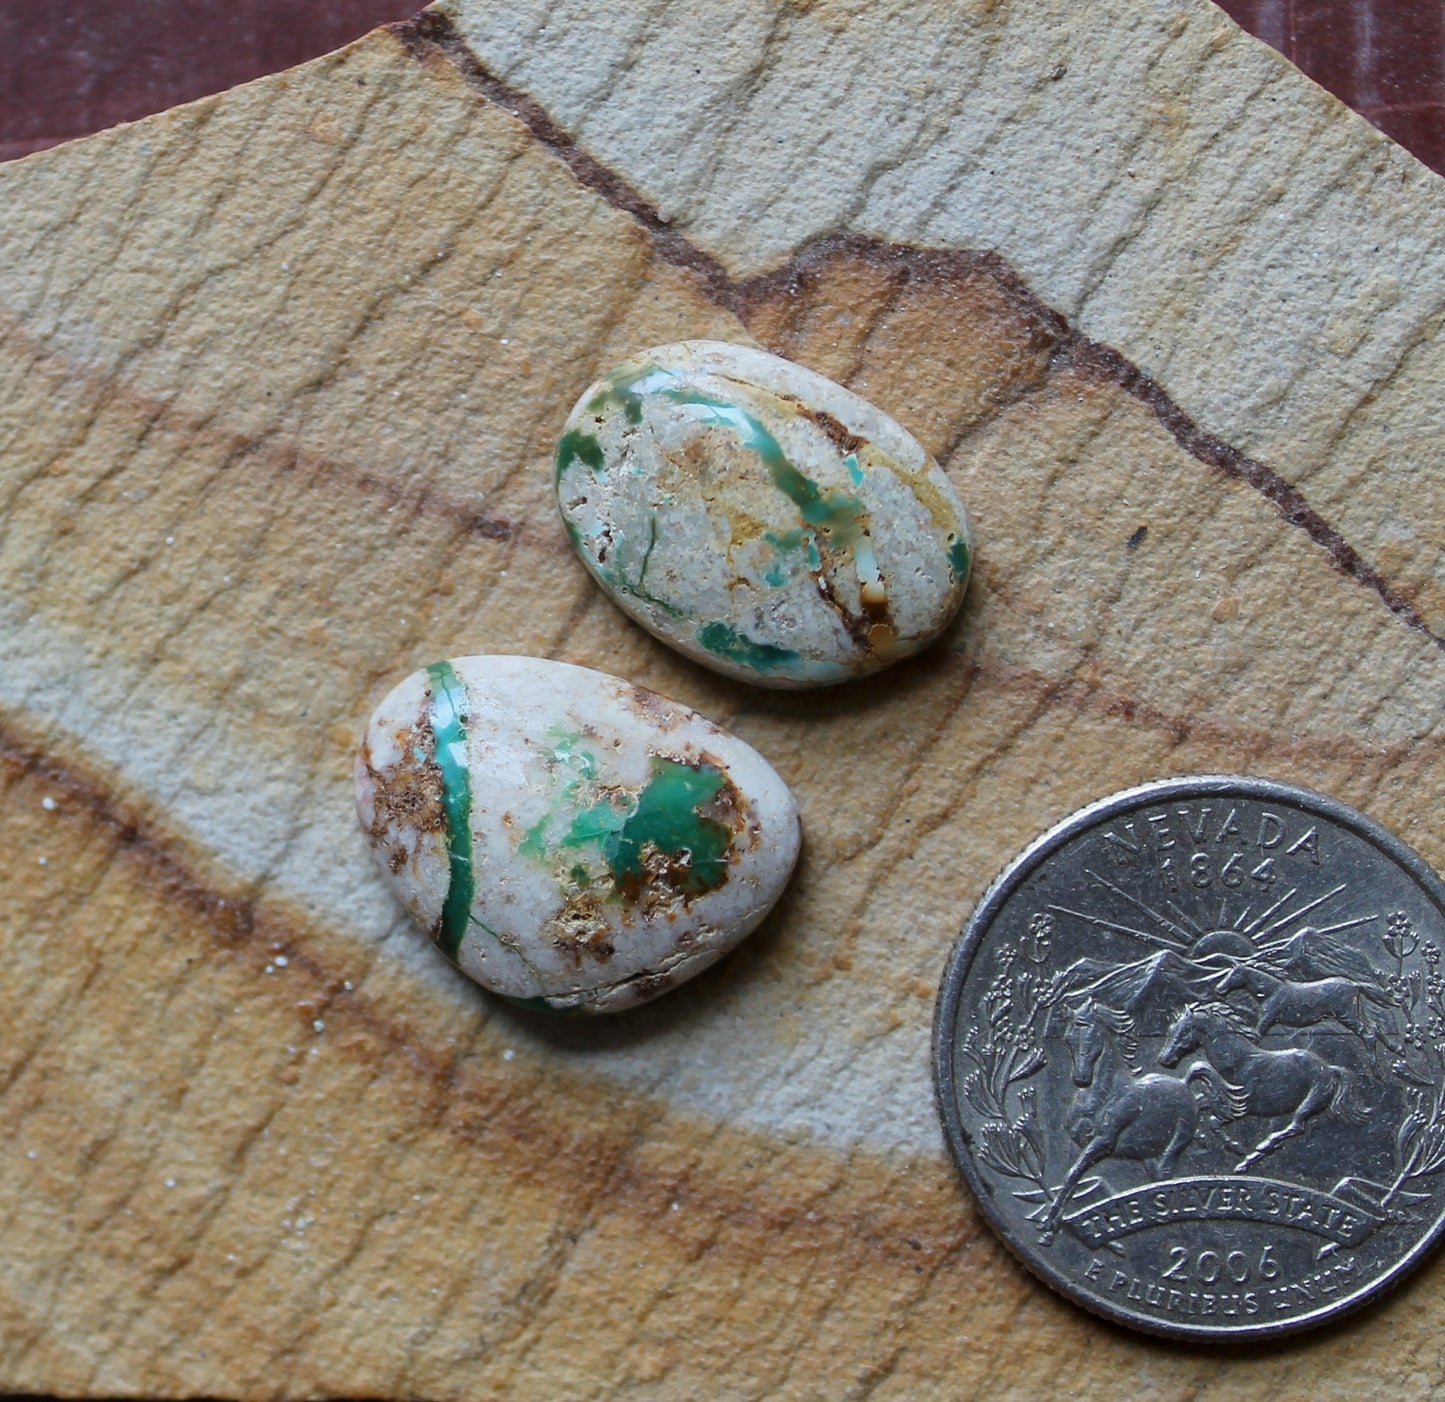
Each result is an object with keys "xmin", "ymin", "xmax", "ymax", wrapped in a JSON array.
[
  {"xmin": 1159, "ymin": 1001, "xmax": 1363, "ymax": 1171},
  {"xmin": 1041, "ymin": 999, "xmax": 1200, "ymax": 1241},
  {"xmin": 1216, "ymin": 962, "xmax": 1393, "ymax": 1045}
]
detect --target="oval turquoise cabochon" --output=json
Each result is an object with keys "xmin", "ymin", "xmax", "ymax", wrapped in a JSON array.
[{"xmin": 556, "ymin": 341, "xmax": 972, "ymax": 688}]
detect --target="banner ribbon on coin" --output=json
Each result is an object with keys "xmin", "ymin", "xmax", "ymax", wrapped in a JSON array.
[{"xmin": 1063, "ymin": 1175, "xmax": 1383, "ymax": 1250}]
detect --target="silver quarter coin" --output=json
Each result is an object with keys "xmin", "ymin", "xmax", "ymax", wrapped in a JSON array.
[{"xmin": 934, "ymin": 776, "xmax": 1445, "ymax": 1340}]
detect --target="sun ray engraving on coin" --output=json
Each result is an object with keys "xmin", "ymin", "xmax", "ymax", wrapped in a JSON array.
[{"xmin": 934, "ymin": 777, "xmax": 1445, "ymax": 1340}]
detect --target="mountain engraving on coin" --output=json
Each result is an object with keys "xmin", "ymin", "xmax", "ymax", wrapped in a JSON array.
[{"xmin": 934, "ymin": 777, "xmax": 1445, "ymax": 1340}]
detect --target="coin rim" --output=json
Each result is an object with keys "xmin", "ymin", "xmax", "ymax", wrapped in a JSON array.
[{"xmin": 933, "ymin": 774, "xmax": 1445, "ymax": 1342}]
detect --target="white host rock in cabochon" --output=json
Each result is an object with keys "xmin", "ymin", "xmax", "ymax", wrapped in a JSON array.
[{"xmin": 356, "ymin": 655, "xmax": 801, "ymax": 1013}]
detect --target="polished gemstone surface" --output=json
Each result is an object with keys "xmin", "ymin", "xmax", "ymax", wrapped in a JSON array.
[
  {"xmin": 356, "ymin": 655, "xmax": 801, "ymax": 1013},
  {"xmin": 556, "ymin": 341, "xmax": 971, "ymax": 687}
]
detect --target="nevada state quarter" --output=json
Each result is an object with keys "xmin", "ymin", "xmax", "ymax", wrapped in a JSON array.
[{"xmin": 934, "ymin": 776, "xmax": 1445, "ymax": 1340}]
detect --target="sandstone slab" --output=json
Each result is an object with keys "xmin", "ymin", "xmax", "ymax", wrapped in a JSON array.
[{"xmin": 1, "ymin": 0, "xmax": 1444, "ymax": 1397}]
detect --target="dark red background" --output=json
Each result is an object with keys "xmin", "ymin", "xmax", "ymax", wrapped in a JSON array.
[
  {"xmin": 0, "ymin": 0, "xmax": 1441, "ymax": 174},
  {"xmin": 1224, "ymin": 0, "xmax": 1445, "ymax": 173},
  {"xmin": 0, "ymin": 0, "xmax": 418, "ymax": 163}
]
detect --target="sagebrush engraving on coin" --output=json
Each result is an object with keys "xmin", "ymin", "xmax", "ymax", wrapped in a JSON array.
[{"xmin": 935, "ymin": 778, "xmax": 1445, "ymax": 1340}]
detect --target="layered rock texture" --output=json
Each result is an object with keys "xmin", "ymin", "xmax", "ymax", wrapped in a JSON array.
[{"xmin": 1, "ymin": 0, "xmax": 1443, "ymax": 1395}]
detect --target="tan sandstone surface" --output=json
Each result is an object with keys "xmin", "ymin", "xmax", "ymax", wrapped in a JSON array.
[{"xmin": 1, "ymin": 0, "xmax": 1443, "ymax": 1396}]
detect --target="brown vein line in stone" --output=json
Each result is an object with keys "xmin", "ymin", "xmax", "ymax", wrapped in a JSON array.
[
  {"xmin": 0, "ymin": 312, "xmax": 516, "ymax": 544},
  {"xmin": 1058, "ymin": 336, "xmax": 1445, "ymax": 651},
  {"xmin": 729, "ymin": 232, "xmax": 1070, "ymax": 351},
  {"xmin": 389, "ymin": 11, "xmax": 739, "ymax": 311},
  {"xmin": 967, "ymin": 649, "xmax": 1440, "ymax": 772},
  {"xmin": 731, "ymin": 233, "xmax": 1068, "ymax": 460},
  {"xmin": 393, "ymin": 12, "xmax": 1445, "ymax": 656},
  {"xmin": 0, "ymin": 716, "xmax": 981, "ymax": 1275}
]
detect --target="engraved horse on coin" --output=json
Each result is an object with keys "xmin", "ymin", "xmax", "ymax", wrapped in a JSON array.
[
  {"xmin": 1215, "ymin": 960, "xmax": 1395, "ymax": 1045},
  {"xmin": 1159, "ymin": 1000, "xmax": 1367, "ymax": 1170},
  {"xmin": 1039, "ymin": 998, "xmax": 1200, "ymax": 1242}
]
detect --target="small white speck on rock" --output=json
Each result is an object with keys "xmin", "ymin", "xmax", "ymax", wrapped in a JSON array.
[
  {"xmin": 502, "ymin": 1048, "xmax": 515, "ymax": 1061},
  {"xmin": 312, "ymin": 1020, "xmax": 325, "ymax": 1034},
  {"xmin": 274, "ymin": 956, "xmax": 288, "ymax": 967},
  {"xmin": 41, "ymin": 797, "xmax": 57, "ymax": 811}
]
